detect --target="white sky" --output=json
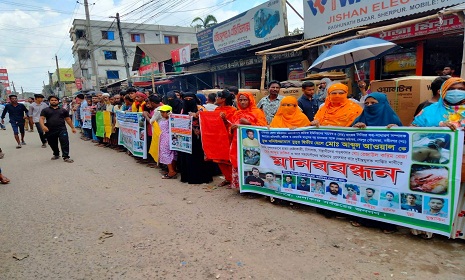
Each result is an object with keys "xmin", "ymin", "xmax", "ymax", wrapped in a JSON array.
[{"xmin": 0, "ymin": 0, "xmax": 304, "ymax": 93}]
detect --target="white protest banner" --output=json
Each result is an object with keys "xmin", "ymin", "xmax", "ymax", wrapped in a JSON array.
[
  {"xmin": 169, "ymin": 114, "xmax": 192, "ymax": 154},
  {"xmin": 116, "ymin": 111, "xmax": 147, "ymax": 158},
  {"xmin": 238, "ymin": 126, "xmax": 463, "ymax": 237}
]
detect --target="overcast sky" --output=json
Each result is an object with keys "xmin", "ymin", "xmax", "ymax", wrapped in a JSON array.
[{"xmin": 0, "ymin": 0, "xmax": 304, "ymax": 93}]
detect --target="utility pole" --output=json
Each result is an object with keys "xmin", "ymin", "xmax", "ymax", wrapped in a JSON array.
[
  {"xmin": 10, "ymin": 81, "xmax": 17, "ymax": 94},
  {"xmin": 21, "ymin": 86, "xmax": 24, "ymax": 95},
  {"xmin": 55, "ymin": 54, "xmax": 62, "ymax": 98},
  {"xmin": 115, "ymin": 13, "xmax": 132, "ymax": 87},
  {"xmin": 84, "ymin": 0, "xmax": 99, "ymax": 90}
]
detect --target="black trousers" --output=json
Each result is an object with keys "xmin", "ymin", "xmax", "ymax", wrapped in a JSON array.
[
  {"xmin": 34, "ymin": 122, "xmax": 47, "ymax": 144},
  {"xmin": 46, "ymin": 128, "xmax": 70, "ymax": 158}
]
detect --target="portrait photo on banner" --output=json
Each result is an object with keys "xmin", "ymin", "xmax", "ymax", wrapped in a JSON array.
[
  {"xmin": 241, "ymin": 128, "xmax": 260, "ymax": 148},
  {"xmin": 243, "ymin": 147, "xmax": 260, "ymax": 166}
]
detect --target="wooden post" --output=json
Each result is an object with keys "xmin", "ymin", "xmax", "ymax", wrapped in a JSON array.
[
  {"xmin": 151, "ymin": 72, "xmax": 155, "ymax": 93},
  {"xmin": 260, "ymin": 55, "xmax": 267, "ymax": 91}
]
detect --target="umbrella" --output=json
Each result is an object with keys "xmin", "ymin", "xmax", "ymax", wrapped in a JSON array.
[{"xmin": 308, "ymin": 37, "xmax": 400, "ymax": 79}]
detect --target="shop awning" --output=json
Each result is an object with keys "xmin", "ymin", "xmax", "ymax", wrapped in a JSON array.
[{"xmin": 133, "ymin": 79, "xmax": 173, "ymax": 87}]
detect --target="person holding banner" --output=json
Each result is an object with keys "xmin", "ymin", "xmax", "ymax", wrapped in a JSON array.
[
  {"xmin": 411, "ymin": 77, "xmax": 465, "ymax": 239},
  {"xmin": 229, "ymin": 92, "xmax": 267, "ymax": 189},
  {"xmin": 352, "ymin": 92, "xmax": 402, "ymax": 128},
  {"xmin": 165, "ymin": 91, "xmax": 183, "ymax": 114},
  {"xmin": 216, "ymin": 90, "xmax": 237, "ymax": 187},
  {"xmin": 178, "ymin": 92, "xmax": 213, "ymax": 184},
  {"xmin": 158, "ymin": 105, "xmax": 178, "ymax": 179},
  {"xmin": 131, "ymin": 92, "xmax": 147, "ymax": 112},
  {"xmin": 311, "ymin": 83, "xmax": 362, "ymax": 127},
  {"xmin": 270, "ymin": 96, "xmax": 311, "ymax": 128}
]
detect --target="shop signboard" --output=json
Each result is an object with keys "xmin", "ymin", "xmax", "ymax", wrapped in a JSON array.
[
  {"xmin": 373, "ymin": 14, "xmax": 463, "ymax": 41},
  {"xmin": 303, "ymin": 0, "xmax": 465, "ymax": 39},
  {"xmin": 75, "ymin": 78, "xmax": 82, "ymax": 90},
  {"xmin": 238, "ymin": 126, "xmax": 463, "ymax": 237},
  {"xmin": 196, "ymin": 0, "xmax": 287, "ymax": 59}
]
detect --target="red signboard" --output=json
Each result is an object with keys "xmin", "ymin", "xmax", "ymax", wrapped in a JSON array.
[
  {"xmin": 0, "ymin": 76, "xmax": 8, "ymax": 81},
  {"xmin": 0, "ymin": 69, "xmax": 7, "ymax": 74},
  {"xmin": 75, "ymin": 78, "xmax": 82, "ymax": 90},
  {"xmin": 373, "ymin": 15, "xmax": 463, "ymax": 41}
]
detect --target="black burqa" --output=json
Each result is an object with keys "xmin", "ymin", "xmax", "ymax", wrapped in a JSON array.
[
  {"xmin": 165, "ymin": 91, "xmax": 183, "ymax": 114},
  {"xmin": 178, "ymin": 92, "xmax": 214, "ymax": 184}
]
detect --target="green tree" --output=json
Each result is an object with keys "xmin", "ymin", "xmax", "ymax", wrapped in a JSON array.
[
  {"xmin": 191, "ymin": 15, "xmax": 218, "ymax": 29},
  {"xmin": 289, "ymin": 27, "xmax": 304, "ymax": 35}
]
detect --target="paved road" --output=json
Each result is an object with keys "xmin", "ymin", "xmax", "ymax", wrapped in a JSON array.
[{"xmin": 0, "ymin": 127, "xmax": 464, "ymax": 279}]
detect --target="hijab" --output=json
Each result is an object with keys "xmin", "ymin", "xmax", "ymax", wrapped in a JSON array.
[
  {"xmin": 196, "ymin": 93, "xmax": 207, "ymax": 105},
  {"xmin": 231, "ymin": 92, "xmax": 267, "ymax": 126},
  {"xmin": 314, "ymin": 83, "xmax": 362, "ymax": 127},
  {"xmin": 270, "ymin": 96, "xmax": 311, "ymax": 128},
  {"xmin": 166, "ymin": 91, "xmax": 183, "ymax": 114},
  {"xmin": 413, "ymin": 77, "xmax": 465, "ymax": 127},
  {"xmin": 352, "ymin": 92, "xmax": 402, "ymax": 126},
  {"xmin": 182, "ymin": 92, "xmax": 199, "ymax": 114}
]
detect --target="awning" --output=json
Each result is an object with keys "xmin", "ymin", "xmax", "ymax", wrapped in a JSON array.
[
  {"xmin": 100, "ymin": 78, "xmax": 127, "ymax": 88},
  {"xmin": 132, "ymin": 44, "xmax": 198, "ymax": 71},
  {"xmin": 133, "ymin": 80, "xmax": 173, "ymax": 87}
]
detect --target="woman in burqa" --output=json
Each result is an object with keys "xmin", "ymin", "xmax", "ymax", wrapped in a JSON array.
[
  {"xmin": 165, "ymin": 91, "xmax": 183, "ymax": 114},
  {"xmin": 177, "ymin": 92, "xmax": 213, "ymax": 184}
]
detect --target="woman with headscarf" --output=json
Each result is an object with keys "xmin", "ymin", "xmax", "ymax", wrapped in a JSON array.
[
  {"xmin": 229, "ymin": 92, "xmax": 267, "ymax": 189},
  {"xmin": 352, "ymin": 92, "xmax": 403, "ymax": 128},
  {"xmin": 411, "ymin": 77, "xmax": 465, "ymax": 239},
  {"xmin": 196, "ymin": 93, "xmax": 207, "ymax": 105},
  {"xmin": 270, "ymin": 96, "xmax": 311, "ymax": 128},
  {"xmin": 314, "ymin": 78, "xmax": 332, "ymax": 107},
  {"xmin": 311, "ymin": 83, "xmax": 362, "ymax": 127},
  {"xmin": 215, "ymin": 90, "xmax": 237, "ymax": 187},
  {"xmin": 165, "ymin": 91, "xmax": 183, "ymax": 114},
  {"xmin": 177, "ymin": 92, "xmax": 212, "ymax": 184},
  {"xmin": 349, "ymin": 92, "xmax": 402, "ymax": 233}
]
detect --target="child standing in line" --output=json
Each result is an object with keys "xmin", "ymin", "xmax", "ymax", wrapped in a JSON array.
[{"xmin": 158, "ymin": 105, "xmax": 177, "ymax": 179}]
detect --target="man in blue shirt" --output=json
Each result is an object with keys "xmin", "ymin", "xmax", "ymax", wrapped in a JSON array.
[
  {"xmin": 298, "ymin": 81, "xmax": 319, "ymax": 122},
  {"xmin": 1, "ymin": 95, "xmax": 29, "ymax": 148}
]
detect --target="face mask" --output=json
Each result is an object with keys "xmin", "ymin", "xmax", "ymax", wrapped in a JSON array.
[
  {"xmin": 330, "ymin": 94, "xmax": 346, "ymax": 104},
  {"xmin": 445, "ymin": 89, "xmax": 465, "ymax": 104}
]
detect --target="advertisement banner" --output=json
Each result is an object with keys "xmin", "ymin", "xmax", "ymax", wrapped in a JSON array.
[
  {"xmin": 75, "ymin": 78, "xmax": 82, "ymax": 90},
  {"xmin": 116, "ymin": 111, "xmax": 147, "ymax": 158},
  {"xmin": 303, "ymin": 0, "xmax": 465, "ymax": 39},
  {"xmin": 373, "ymin": 14, "xmax": 463, "ymax": 41},
  {"xmin": 196, "ymin": 0, "xmax": 287, "ymax": 59},
  {"xmin": 169, "ymin": 114, "xmax": 193, "ymax": 154},
  {"xmin": 171, "ymin": 45, "xmax": 191, "ymax": 72},
  {"xmin": 238, "ymin": 126, "xmax": 463, "ymax": 237}
]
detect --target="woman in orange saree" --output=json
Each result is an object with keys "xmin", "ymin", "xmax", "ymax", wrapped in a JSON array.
[{"xmin": 229, "ymin": 92, "xmax": 267, "ymax": 189}]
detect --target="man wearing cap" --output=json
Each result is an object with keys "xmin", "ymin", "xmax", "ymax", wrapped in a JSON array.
[
  {"xmin": 1, "ymin": 94, "xmax": 29, "ymax": 148},
  {"xmin": 28, "ymin": 93, "xmax": 49, "ymax": 148},
  {"xmin": 40, "ymin": 95, "xmax": 77, "ymax": 163}
]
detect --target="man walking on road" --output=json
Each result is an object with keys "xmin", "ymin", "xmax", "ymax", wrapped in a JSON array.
[
  {"xmin": 28, "ymin": 93, "xmax": 49, "ymax": 148},
  {"xmin": 39, "ymin": 96, "xmax": 77, "ymax": 163},
  {"xmin": 1, "ymin": 94, "xmax": 29, "ymax": 149}
]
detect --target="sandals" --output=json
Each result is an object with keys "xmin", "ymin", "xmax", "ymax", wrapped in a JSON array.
[
  {"xmin": 350, "ymin": 221, "xmax": 361, "ymax": 227},
  {"xmin": 16, "ymin": 145, "xmax": 21, "ymax": 149},
  {"xmin": 218, "ymin": 180, "xmax": 231, "ymax": 187},
  {"xmin": 0, "ymin": 175, "xmax": 10, "ymax": 184},
  {"xmin": 162, "ymin": 173, "xmax": 177, "ymax": 179},
  {"xmin": 51, "ymin": 156, "xmax": 60, "ymax": 160},
  {"xmin": 63, "ymin": 158, "xmax": 74, "ymax": 163}
]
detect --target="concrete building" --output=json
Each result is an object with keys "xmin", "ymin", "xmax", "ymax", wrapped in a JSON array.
[{"xmin": 69, "ymin": 19, "xmax": 199, "ymax": 91}]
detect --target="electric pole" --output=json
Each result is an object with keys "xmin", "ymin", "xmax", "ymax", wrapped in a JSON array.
[
  {"xmin": 11, "ymin": 81, "xmax": 16, "ymax": 94},
  {"xmin": 55, "ymin": 54, "xmax": 62, "ymax": 98},
  {"xmin": 84, "ymin": 0, "xmax": 99, "ymax": 90},
  {"xmin": 21, "ymin": 86, "xmax": 24, "ymax": 95},
  {"xmin": 115, "ymin": 13, "xmax": 132, "ymax": 87}
]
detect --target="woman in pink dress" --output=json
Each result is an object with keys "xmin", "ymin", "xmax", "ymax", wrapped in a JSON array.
[{"xmin": 158, "ymin": 105, "xmax": 177, "ymax": 179}]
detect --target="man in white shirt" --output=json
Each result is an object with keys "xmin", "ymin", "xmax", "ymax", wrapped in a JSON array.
[
  {"xmin": 204, "ymin": 93, "xmax": 218, "ymax": 111},
  {"xmin": 28, "ymin": 94, "xmax": 49, "ymax": 148}
]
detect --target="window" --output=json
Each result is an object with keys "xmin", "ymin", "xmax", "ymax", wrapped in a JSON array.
[
  {"xmin": 101, "ymin": 31, "xmax": 115, "ymax": 40},
  {"xmin": 164, "ymin": 35, "xmax": 178, "ymax": 44},
  {"xmin": 78, "ymin": 50, "xmax": 90, "ymax": 60},
  {"xmin": 106, "ymin": 71, "xmax": 119, "ymax": 79},
  {"xmin": 103, "ymin": 50, "xmax": 117, "ymax": 60},
  {"xmin": 75, "ymin": 29, "xmax": 86, "ymax": 39},
  {"xmin": 131, "ymin": 33, "xmax": 145, "ymax": 43}
]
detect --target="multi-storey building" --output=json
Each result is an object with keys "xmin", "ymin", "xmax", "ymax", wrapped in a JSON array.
[{"xmin": 69, "ymin": 19, "xmax": 198, "ymax": 90}]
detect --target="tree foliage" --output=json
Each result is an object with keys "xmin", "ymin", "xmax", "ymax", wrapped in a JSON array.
[{"xmin": 191, "ymin": 15, "xmax": 218, "ymax": 29}]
